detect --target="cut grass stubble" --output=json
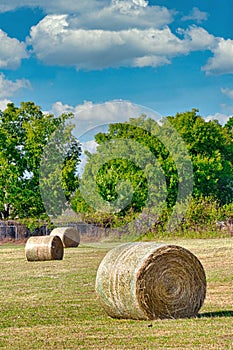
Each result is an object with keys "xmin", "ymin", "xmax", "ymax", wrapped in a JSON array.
[{"xmin": 0, "ymin": 238, "xmax": 232, "ymax": 349}]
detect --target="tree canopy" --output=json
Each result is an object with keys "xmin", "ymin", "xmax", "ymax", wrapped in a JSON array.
[
  {"xmin": 167, "ymin": 109, "xmax": 233, "ymax": 204},
  {"xmin": 0, "ymin": 103, "xmax": 232, "ymax": 231},
  {"xmin": 0, "ymin": 102, "xmax": 81, "ymax": 220},
  {"xmin": 72, "ymin": 109, "xmax": 233, "ymax": 228}
]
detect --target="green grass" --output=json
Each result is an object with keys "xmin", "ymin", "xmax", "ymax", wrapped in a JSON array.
[{"xmin": 0, "ymin": 238, "xmax": 232, "ymax": 349}]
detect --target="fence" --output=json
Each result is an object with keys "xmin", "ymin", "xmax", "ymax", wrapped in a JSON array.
[
  {"xmin": 0, "ymin": 221, "xmax": 47, "ymax": 241},
  {"xmin": 52, "ymin": 221, "xmax": 144, "ymax": 240},
  {"xmin": 0, "ymin": 225, "xmax": 18, "ymax": 240},
  {"xmin": 0, "ymin": 219, "xmax": 147, "ymax": 241}
]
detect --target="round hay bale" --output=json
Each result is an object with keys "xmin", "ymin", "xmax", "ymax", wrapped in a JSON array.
[
  {"xmin": 95, "ymin": 242, "xmax": 206, "ymax": 320},
  {"xmin": 50, "ymin": 227, "xmax": 80, "ymax": 248},
  {"xmin": 25, "ymin": 235, "xmax": 64, "ymax": 261}
]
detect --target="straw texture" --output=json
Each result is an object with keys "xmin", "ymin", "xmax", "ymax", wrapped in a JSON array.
[
  {"xmin": 95, "ymin": 242, "xmax": 206, "ymax": 320},
  {"xmin": 50, "ymin": 227, "xmax": 80, "ymax": 248},
  {"xmin": 25, "ymin": 235, "xmax": 64, "ymax": 261}
]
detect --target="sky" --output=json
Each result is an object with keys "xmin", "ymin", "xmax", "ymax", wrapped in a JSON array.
[{"xmin": 0, "ymin": 0, "xmax": 233, "ymax": 134}]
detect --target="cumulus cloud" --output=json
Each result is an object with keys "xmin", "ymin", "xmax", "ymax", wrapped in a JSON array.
[
  {"xmin": 0, "ymin": 30, "xmax": 28, "ymax": 69},
  {"xmin": 28, "ymin": 13, "xmax": 219, "ymax": 70},
  {"xmin": 0, "ymin": 99, "xmax": 11, "ymax": 111},
  {"xmin": 0, "ymin": 0, "xmax": 174, "ymax": 29},
  {"xmin": 205, "ymin": 113, "xmax": 232, "ymax": 125},
  {"xmin": 202, "ymin": 39, "xmax": 233, "ymax": 75},
  {"xmin": 68, "ymin": 1, "xmax": 174, "ymax": 31},
  {"xmin": 28, "ymin": 16, "xmax": 181, "ymax": 69},
  {"xmin": 0, "ymin": 0, "xmax": 108, "ymax": 14},
  {"xmin": 0, "ymin": 0, "xmax": 173, "ymax": 29},
  {"xmin": 1, "ymin": 0, "xmax": 231, "ymax": 75},
  {"xmin": 81, "ymin": 140, "xmax": 98, "ymax": 153},
  {"xmin": 177, "ymin": 26, "xmax": 216, "ymax": 51},
  {"xmin": 51, "ymin": 100, "xmax": 161, "ymax": 137},
  {"xmin": 221, "ymin": 88, "xmax": 233, "ymax": 99},
  {"xmin": 0, "ymin": 73, "xmax": 31, "ymax": 99},
  {"xmin": 181, "ymin": 7, "xmax": 208, "ymax": 24}
]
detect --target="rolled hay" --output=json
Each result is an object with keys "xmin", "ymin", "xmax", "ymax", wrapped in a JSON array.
[
  {"xmin": 95, "ymin": 242, "xmax": 206, "ymax": 320},
  {"xmin": 50, "ymin": 227, "xmax": 80, "ymax": 248},
  {"xmin": 25, "ymin": 235, "xmax": 64, "ymax": 261}
]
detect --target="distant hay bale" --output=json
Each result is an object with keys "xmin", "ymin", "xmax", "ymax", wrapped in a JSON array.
[
  {"xmin": 25, "ymin": 235, "xmax": 64, "ymax": 261},
  {"xmin": 50, "ymin": 227, "xmax": 80, "ymax": 248},
  {"xmin": 95, "ymin": 242, "xmax": 206, "ymax": 320}
]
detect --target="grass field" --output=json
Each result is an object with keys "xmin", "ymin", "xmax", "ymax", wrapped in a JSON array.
[{"xmin": 0, "ymin": 237, "xmax": 232, "ymax": 349}]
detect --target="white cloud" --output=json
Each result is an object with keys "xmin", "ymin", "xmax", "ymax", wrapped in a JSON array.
[
  {"xmin": 0, "ymin": 30, "xmax": 28, "ymax": 69},
  {"xmin": 205, "ymin": 113, "xmax": 232, "ymax": 125},
  {"xmin": 177, "ymin": 26, "xmax": 216, "ymax": 51},
  {"xmin": 0, "ymin": 0, "xmax": 173, "ymax": 29},
  {"xmin": 68, "ymin": 1, "xmax": 174, "ymax": 31},
  {"xmin": 132, "ymin": 55, "xmax": 170, "ymax": 68},
  {"xmin": 1, "ymin": 0, "xmax": 231, "ymax": 75},
  {"xmin": 28, "ymin": 16, "xmax": 182, "ymax": 69},
  {"xmin": 181, "ymin": 7, "xmax": 208, "ymax": 24},
  {"xmin": 0, "ymin": 73, "xmax": 31, "ymax": 99},
  {"xmin": 0, "ymin": 0, "xmax": 108, "ymax": 14},
  {"xmin": 0, "ymin": 99, "xmax": 11, "ymax": 111},
  {"xmin": 0, "ymin": 0, "xmax": 174, "ymax": 29},
  {"xmin": 28, "ymin": 14, "xmax": 219, "ymax": 70},
  {"xmin": 81, "ymin": 140, "xmax": 98, "ymax": 154},
  {"xmin": 51, "ymin": 100, "xmax": 161, "ymax": 137},
  {"xmin": 221, "ymin": 88, "xmax": 233, "ymax": 99},
  {"xmin": 202, "ymin": 39, "xmax": 233, "ymax": 75}
]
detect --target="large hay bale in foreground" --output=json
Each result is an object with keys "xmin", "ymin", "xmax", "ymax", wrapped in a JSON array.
[
  {"xmin": 25, "ymin": 235, "xmax": 64, "ymax": 261},
  {"xmin": 95, "ymin": 242, "xmax": 206, "ymax": 320},
  {"xmin": 50, "ymin": 227, "xmax": 80, "ymax": 248}
]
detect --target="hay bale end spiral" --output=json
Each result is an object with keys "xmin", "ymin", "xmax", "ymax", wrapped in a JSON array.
[{"xmin": 95, "ymin": 242, "xmax": 206, "ymax": 320}]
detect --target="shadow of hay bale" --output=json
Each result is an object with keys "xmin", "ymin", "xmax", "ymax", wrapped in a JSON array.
[{"xmin": 198, "ymin": 311, "xmax": 233, "ymax": 318}]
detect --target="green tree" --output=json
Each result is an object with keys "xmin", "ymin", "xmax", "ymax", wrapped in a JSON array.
[
  {"xmin": 71, "ymin": 114, "xmax": 192, "ymax": 227},
  {"xmin": 224, "ymin": 116, "xmax": 233, "ymax": 134},
  {"xmin": 72, "ymin": 110, "xmax": 233, "ymax": 228},
  {"xmin": 168, "ymin": 109, "xmax": 233, "ymax": 204},
  {"xmin": 0, "ymin": 102, "xmax": 81, "ymax": 220}
]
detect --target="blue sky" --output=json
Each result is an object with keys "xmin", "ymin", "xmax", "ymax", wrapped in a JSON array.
[{"xmin": 0, "ymin": 0, "xmax": 232, "ymax": 130}]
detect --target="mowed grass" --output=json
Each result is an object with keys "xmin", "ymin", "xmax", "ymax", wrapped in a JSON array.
[{"xmin": 0, "ymin": 238, "xmax": 232, "ymax": 349}]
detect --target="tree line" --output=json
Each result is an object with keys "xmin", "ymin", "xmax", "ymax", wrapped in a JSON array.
[{"xmin": 0, "ymin": 102, "xmax": 232, "ymax": 234}]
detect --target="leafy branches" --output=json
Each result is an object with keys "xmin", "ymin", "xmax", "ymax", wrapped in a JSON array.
[{"xmin": 0, "ymin": 102, "xmax": 81, "ymax": 220}]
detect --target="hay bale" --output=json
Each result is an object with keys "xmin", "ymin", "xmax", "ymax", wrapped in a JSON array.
[
  {"xmin": 95, "ymin": 242, "xmax": 206, "ymax": 320},
  {"xmin": 25, "ymin": 235, "xmax": 64, "ymax": 261},
  {"xmin": 50, "ymin": 227, "xmax": 80, "ymax": 248}
]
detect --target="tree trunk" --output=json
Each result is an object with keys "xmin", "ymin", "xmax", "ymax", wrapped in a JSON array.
[{"xmin": 0, "ymin": 203, "xmax": 10, "ymax": 220}]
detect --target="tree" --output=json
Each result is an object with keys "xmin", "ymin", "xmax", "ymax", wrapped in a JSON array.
[
  {"xmin": 224, "ymin": 116, "xmax": 233, "ymax": 134},
  {"xmin": 168, "ymin": 109, "xmax": 233, "ymax": 204},
  {"xmin": 72, "ymin": 114, "xmax": 192, "ymax": 228},
  {"xmin": 0, "ymin": 102, "xmax": 81, "ymax": 220},
  {"xmin": 72, "ymin": 110, "xmax": 233, "ymax": 228}
]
